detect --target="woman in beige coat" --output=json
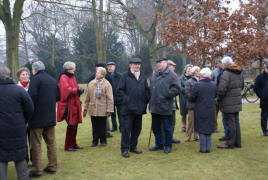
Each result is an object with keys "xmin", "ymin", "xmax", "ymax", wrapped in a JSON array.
[{"xmin": 83, "ymin": 67, "xmax": 114, "ymax": 147}]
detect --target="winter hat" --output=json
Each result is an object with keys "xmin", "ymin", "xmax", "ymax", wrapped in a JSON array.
[{"xmin": 200, "ymin": 67, "xmax": 212, "ymax": 78}]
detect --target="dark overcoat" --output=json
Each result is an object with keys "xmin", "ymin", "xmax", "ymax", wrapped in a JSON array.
[
  {"xmin": 190, "ymin": 78, "xmax": 217, "ymax": 134},
  {"xmin": 254, "ymin": 71, "xmax": 268, "ymax": 109},
  {"xmin": 28, "ymin": 71, "xmax": 60, "ymax": 128},
  {"xmin": 116, "ymin": 69, "xmax": 150, "ymax": 115},
  {"xmin": 178, "ymin": 73, "xmax": 191, "ymax": 115},
  {"xmin": 0, "ymin": 79, "xmax": 34, "ymax": 162}
]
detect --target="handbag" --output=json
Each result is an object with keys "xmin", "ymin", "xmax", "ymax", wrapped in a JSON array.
[{"xmin": 62, "ymin": 96, "xmax": 69, "ymax": 120}]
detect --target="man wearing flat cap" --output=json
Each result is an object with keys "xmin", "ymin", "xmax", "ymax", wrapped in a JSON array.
[
  {"xmin": 107, "ymin": 62, "xmax": 122, "ymax": 132},
  {"xmin": 116, "ymin": 57, "xmax": 150, "ymax": 158},
  {"xmin": 254, "ymin": 58, "xmax": 268, "ymax": 136},
  {"xmin": 149, "ymin": 57, "xmax": 180, "ymax": 154}
]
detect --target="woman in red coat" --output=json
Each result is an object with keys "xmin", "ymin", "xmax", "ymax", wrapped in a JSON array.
[{"xmin": 57, "ymin": 61, "xmax": 84, "ymax": 151}]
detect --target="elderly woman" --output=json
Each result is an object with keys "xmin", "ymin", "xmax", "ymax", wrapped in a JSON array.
[
  {"xmin": 179, "ymin": 64, "xmax": 193, "ymax": 132},
  {"xmin": 185, "ymin": 66, "xmax": 200, "ymax": 142},
  {"xmin": 0, "ymin": 65, "xmax": 34, "ymax": 180},
  {"xmin": 17, "ymin": 67, "xmax": 30, "ymax": 91},
  {"xmin": 57, "ymin": 61, "xmax": 84, "ymax": 152},
  {"xmin": 190, "ymin": 68, "xmax": 217, "ymax": 153},
  {"xmin": 83, "ymin": 67, "xmax": 114, "ymax": 147}
]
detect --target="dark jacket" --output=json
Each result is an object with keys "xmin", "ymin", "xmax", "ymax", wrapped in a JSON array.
[
  {"xmin": 150, "ymin": 67, "xmax": 180, "ymax": 115},
  {"xmin": 178, "ymin": 73, "xmax": 191, "ymax": 115},
  {"xmin": 217, "ymin": 64, "xmax": 243, "ymax": 113},
  {"xmin": 116, "ymin": 69, "xmax": 150, "ymax": 115},
  {"xmin": 108, "ymin": 71, "xmax": 122, "ymax": 105},
  {"xmin": 190, "ymin": 78, "xmax": 217, "ymax": 134},
  {"xmin": 28, "ymin": 71, "xmax": 60, "ymax": 128},
  {"xmin": 185, "ymin": 77, "xmax": 198, "ymax": 109},
  {"xmin": 0, "ymin": 79, "xmax": 34, "ymax": 162},
  {"xmin": 254, "ymin": 71, "xmax": 268, "ymax": 109}
]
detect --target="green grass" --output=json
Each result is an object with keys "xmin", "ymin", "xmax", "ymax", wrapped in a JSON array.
[{"xmin": 7, "ymin": 91, "xmax": 268, "ymax": 180}]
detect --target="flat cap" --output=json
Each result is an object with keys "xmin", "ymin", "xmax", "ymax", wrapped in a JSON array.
[
  {"xmin": 129, "ymin": 58, "xmax": 142, "ymax": 64},
  {"xmin": 168, "ymin": 60, "xmax": 176, "ymax": 66},
  {"xmin": 95, "ymin": 63, "xmax": 106, "ymax": 67},
  {"xmin": 156, "ymin": 57, "xmax": 168, "ymax": 63},
  {"xmin": 106, "ymin": 61, "xmax": 116, "ymax": 66}
]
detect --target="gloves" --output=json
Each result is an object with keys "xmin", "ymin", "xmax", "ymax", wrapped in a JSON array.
[
  {"xmin": 78, "ymin": 87, "xmax": 85, "ymax": 95},
  {"xmin": 83, "ymin": 109, "xmax": 87, "ymax": 118}
]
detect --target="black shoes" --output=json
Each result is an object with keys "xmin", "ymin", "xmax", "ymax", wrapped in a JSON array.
[
  {"xmin": 149, "ymin": 146, "xmax": 163, "ymax": 151},
  {"xmin": 90, "ymin": 143, "xmax": 97, "ymax": 147},
  {"xmin": 29, "ymin": 172, "xmax": 42, "ymax": 178},
  {"xmin": 43, "ymin": 167, "xmax": 56, "ymax": 174},
  {"xmin": 164, "ymin": 147, "xmax": 172, "ymax": 154},
  {"xmin": 74, "ymin": 145, "xmax": 83, "ymax": 149},
  {"xmin": 130, "ymin": 148, "xmax": 142, "ymax": 154},
  {"xmin": 107, "ymin": 133, "xmax": 113, "ymax": 138},
  {"xmin": 122, "ymin": 151, "xmax": 130, "ymax": 158},
  {"xmin": 218, "ymin": 136, "xmax": 227, "ymax": 141},
  {"xmin": 100, "ymin": 143, "xmax": 107, "ymax": 147},
  {"xmin": 172, "ymin": 139, "xmax": 181, "ymax": 144},
  {"xmin": 111, "ymin": 129, "xmax": 117, "ymax": 132}
]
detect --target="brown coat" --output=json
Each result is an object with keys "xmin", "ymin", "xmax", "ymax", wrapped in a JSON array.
[{"xmin": 84, "ymin": 78, "xmax": 114, "ymax": 117}]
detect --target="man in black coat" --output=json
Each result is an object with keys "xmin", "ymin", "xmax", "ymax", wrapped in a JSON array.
[
  {"xmin": 107, "ymin": 61, "xmax": 122, "ymax": 132},
  {"xmin": 117, "ymin": 58, "xmax": 150, "ymax": 158},
  {"xmin": 149, "ymin": 57, "xmax": 180, "ymax": 154},
  {"xmin": 0, "ymin": 65, "xmax": 34, "ymax": 180},
  {"xmin": 28, "ymin": 61, "xmax": 60, "ymax": 178},
  {"xmin": 254, "ymin": 59, "xmax": 268, "ymax": 136}
]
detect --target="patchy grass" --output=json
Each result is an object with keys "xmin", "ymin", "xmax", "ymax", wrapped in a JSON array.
[{"xmin": 7, "ymin": 90, "xmax": 268, "ymax": 180}]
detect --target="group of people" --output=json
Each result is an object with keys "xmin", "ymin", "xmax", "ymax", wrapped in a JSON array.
[{"xmin": 0, "ymin": 55, "xmax": 268, "ymax": 179}]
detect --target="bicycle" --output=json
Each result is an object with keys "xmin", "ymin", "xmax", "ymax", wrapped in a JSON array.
[{"xmin": 241, "ymin": 81, "xmax": 259, "ymax": 103}]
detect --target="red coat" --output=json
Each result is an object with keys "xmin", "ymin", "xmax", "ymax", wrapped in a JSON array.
[{"xmin": 57, "ymin": 73, "xmax": 82, "ymax": 125}]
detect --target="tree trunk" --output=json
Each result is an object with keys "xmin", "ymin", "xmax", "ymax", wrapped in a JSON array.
[{"xmin": 5, "ymin": 22, "xmax": 20, "ymax": 80}]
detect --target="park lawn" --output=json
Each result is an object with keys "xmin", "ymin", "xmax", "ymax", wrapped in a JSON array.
[{"xmin": 7, "ymin": 91, "xmax": 268, "ymax": 180}]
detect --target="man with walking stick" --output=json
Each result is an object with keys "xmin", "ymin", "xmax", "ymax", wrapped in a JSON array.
[{"xmin": 149, "ymin": 57, "xmax": 180, "ymax": 154}]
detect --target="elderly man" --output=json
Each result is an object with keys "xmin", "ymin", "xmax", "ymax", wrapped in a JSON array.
[
  {"xmin": 28, "ymin": 61, "xmax": 60, "ymax": 177},
  {"xmin": 167, "ymin": 60, "xmax": 180, "ymax": 144},
  {"xmin": 254, "ymin": 58, "xmax": 268, "ymax": 136},
  {"xmin": 149, "ymin": 57, "xmax": 180, "ymax": 154},
  {"xmin": 217, "ymin": 56, "xmax": 243, "ymax": 149},
  {"xmin": 107, "ymin": 61, "xmax": 122, "ymax": 132},
  {"xmin": 117, "ymin": 58, "xmax": 150, "ymax": 158},
  {"xmin": 0, "ymin": 65, "xmax": 34, "ymax": 180}
]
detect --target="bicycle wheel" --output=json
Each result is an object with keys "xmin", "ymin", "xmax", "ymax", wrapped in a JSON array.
[{"xmin": 245, "ymin": 87, "xmax": 259, "ymax": 103}]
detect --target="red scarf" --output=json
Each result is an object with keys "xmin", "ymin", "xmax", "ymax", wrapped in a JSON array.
[{"xmin": 20, "ymin": 81, "xmax": 29, "ymax": 88}]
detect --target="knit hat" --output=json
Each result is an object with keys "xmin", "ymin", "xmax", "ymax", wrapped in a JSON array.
[{"xmin": 200, "ymin": 67, "xmax": 212, "ymax": 78}]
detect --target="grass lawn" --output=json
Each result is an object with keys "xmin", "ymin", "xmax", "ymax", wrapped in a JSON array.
[{"xmin": 7, "ymin": 89, "xmax": 268, "ymax": 180}]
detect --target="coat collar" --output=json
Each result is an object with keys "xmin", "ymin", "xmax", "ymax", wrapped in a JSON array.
[
  {"xmin": 0, "ymin": 78, "xmax": 14, "ymax": 85},
  {"xmin": 155, "ymin": 66, "xmax": 170, "ymax": 77}
]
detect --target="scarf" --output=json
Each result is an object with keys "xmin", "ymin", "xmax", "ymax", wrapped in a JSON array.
[
  {"xmin": 95, "ymin": 78, "xmax": 103, "ymax": 99},
  {"xmin": 20, "ymin": 81, "xmax": 29, "ymax": 88}
]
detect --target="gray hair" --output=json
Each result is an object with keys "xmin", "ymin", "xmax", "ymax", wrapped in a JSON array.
[
  {"xmin": 200, "ymin": 67, "xmax": 211, "ymax": 78},
  {"xmin": 63, "ymin": 61, "xmax": 76, "ymax": 71},
  {"xmin": 32, "ymin": 61, "xmax": 45, "ymax": 72},
  {"xmin": 221, "ymin": 56, "xmax": 233, "ymax": 66},
  {"xmin": 0, "ymin": 65, "xmax": 11, "ymax": 80}
]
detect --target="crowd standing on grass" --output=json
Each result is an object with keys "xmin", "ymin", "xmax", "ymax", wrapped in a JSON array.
[{"xmin": 1, "ymin": 54, "xmax": 268, "ymax": 179}]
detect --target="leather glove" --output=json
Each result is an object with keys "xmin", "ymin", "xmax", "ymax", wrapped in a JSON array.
[
  {"xmin": 83, "ymin": 109, "xmax": 87, "ymax": 118},
  {"xmin": 78, "ymin": 87, "xmax": 85, "ymax": 95},
  {"xmin": 107, "ymin": 112, "xmax": 112, "ymax": 117}
]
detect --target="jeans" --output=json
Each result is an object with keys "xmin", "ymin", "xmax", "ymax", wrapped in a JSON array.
[
  {"xmin": 121, "ymin": 114, "xmax": 142, "ymax": 152},
  {"xmin": 261, "ymin": 108, "xmax": 268, "ymax": 134},
  {"xmin": 0, "ymin": 160, "xmax": 29, "ymax": 180},
  {"xmin": 152, "ymin": 113, "xmax": 173, "ymax": 148},
  {"xmin": 222, "ymin": 112, "xmax": 228, "ymax": 138},
  {"xmin": 199, "ymin": 134, "xmax": 212, "ymax": 152}
]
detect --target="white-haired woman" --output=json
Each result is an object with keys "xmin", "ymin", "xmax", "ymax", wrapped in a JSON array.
[
  {"xmin": 185, "ymin": 66, "xmax": 200, "ymax": 142},
  {"xmin": 190, "ymin": 68, "xmax": 217, "ymax": 153},
  {"xmin": 83, "ymin": 67, "xmax": 114, "ymax": 147},
  {"xmin": 57, "ymin": 61, "xmax": 84, "ymax": 152}
]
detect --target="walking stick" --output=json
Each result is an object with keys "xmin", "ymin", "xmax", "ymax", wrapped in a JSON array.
[{"xmin": 148, "ymin": 121, "xmax": 152, "ymax": 147}]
